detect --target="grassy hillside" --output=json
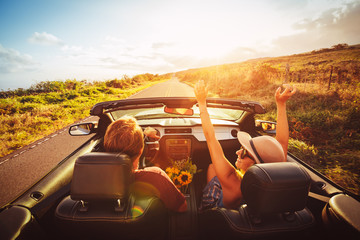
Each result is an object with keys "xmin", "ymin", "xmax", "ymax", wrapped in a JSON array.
[
  {"xmin": 176, "ymin": 44, "xmax": 360, "ymax": 194},
  {"xmin": 1, "ymin": 44, "xmax": 359, "ymax": 194},
  {"xmin": 0, "ymin": 73, "xmax": 170, "ymax": 158}
]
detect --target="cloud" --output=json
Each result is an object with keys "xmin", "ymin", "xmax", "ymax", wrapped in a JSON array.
[
  {"xmin": 272, "ymin": 1, "xmax": 360, "ymax": 54},
  {"xmin": 152, "ymin": 42, "xmax": 175, "ymax": 50},
  {"xmin": 66, "ymin": 37, "xmax": 168, "ymax": 72},
  {"xmin": 95, "ymin": 40, "xmax": 210, "ymax": 73},
  {"xmin": 61, "ymin": 44, "xmax": 86, "ymax": 57},
  {"xmin": 0, "ymin": 44, "xmax": 38, "ymax": 73},
  {"xmin": 28, "ymin": 32, "xmax": 64, "ymax": 46},
  {"xmin": 271, "ymin": 0, "xmax": 308, "ymax": 11},
  {"xmin": 97, "ymin": 54, "xmax": 172, "ymax": 72}
]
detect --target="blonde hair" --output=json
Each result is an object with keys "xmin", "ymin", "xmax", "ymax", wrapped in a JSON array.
[{"xmin": 104, "ymin": 117, "xmax": 144, "ymax": 160}]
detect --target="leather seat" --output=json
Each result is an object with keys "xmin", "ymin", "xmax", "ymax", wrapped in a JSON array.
[
  {"xmin": 55, "ymin": 152, "xmax": 168, "ymax": 240},
  {"xmin": 199, "ymin": 162, "xmax": 315, "ymax": 239}
]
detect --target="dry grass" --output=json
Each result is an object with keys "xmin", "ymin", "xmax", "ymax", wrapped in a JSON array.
[{"xmin": 177, "ymin": 45, "xmax": 360, "ymax": 194}]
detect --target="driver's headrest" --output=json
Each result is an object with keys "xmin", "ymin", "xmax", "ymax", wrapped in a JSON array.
[
  {"xmin": 241, "ymin": 162, "xmax": 311, "ymax": 215},
  {"xmin": 71, "ymin": 152, "xmax": 132, "ymax": 201}
]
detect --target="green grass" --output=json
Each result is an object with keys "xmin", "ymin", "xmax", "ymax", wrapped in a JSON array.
[{"xmin": 0, "ymin": 74, "xmax": 169, "ymax": 157}]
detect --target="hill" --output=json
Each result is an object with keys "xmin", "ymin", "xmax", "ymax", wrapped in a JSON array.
[
  {"xmin": 0, "ymin": 74, "xmax": 170, "ymax": 158},
  {"xmin": 176, "ymin": 43, "xmax": 360, "ymax": 194}
]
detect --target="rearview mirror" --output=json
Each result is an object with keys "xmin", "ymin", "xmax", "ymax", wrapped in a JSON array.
[
  {"xmin": 69, "ymin": 122, "xmax": 97, "ymax": 136},
  {"xmin": 164, "ymin": 106, "xmax": 194, "ymax": 116},
  {"xmin": 256, "ymin": 120, "xmax": 276, "ymax": 135}
]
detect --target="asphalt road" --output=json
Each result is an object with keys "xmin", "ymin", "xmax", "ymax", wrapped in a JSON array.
[
  {"xmin": 0, "ymin": 78, "xmax": 194, "ymax": 208},
  {"xmin": 129, "ymin": 77, "xmax": 195, "ymax": 98}
]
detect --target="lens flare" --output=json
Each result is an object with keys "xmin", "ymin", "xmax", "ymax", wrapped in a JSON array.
[{"xmin": 131, "ymin": 205, "xmax": 144, "ymax": 218}]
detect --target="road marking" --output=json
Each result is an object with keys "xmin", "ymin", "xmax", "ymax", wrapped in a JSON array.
[
  {"xmin": 165, "ymin": 87, "xmax": 171, "ymax": 97},
  {"xmin": 0, "ymin": 116, "xmax": 96, "ymax": 164},
  {"xmin": 0, "ymin": 159, "xmax": 10, "ymax": 165}
]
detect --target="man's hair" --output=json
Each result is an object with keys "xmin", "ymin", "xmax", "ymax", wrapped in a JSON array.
[{"xmin": 104, "ymin": 117, "xmax": 144, "ymax": 160}]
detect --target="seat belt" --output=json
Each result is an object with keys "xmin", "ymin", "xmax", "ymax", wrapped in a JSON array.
[{"xmin": 308, "ymin": 192, "xmax": 331, "ymax": 203}]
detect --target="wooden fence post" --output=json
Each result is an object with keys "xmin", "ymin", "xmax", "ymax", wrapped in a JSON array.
[
  {"xmin": 328, "ymin": 65, "xmax": 333, "ymax": 90},
  {"xmin": 285, "ymin": 63, "xmax": 290, "ymax": 83}
]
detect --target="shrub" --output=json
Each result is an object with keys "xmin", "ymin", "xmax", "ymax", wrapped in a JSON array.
[
  {"xmin": 79, "ymin": 88, "xmax": 100, "ymax": 96},
  {"xmin": 288, "ymin": 138, "xmax": 319, "ymax": 166},
  {"xmin": 65, "ymin": 79, "xmax": 83, "ymax": 90},
  {"xmin": 0, "ymin": 99, "xmax": 20, "ymax": 115},
  {"xmin": 30, "ymin": 81, "xmax": 65, "ymax": 93},
  {"xmin": 20, "ymin": 104, "xmax": 36, "ymax": 112},
  {"xmin": 20, "ymin": 95, "xmax": 44, "ymax": 104},
  {"xmin": 44, "ymin": 92, "xmax": 65, "ymax": 104},
  {"xmin": 106, "ymin": 79, "xmax": 131, "ymax": 89},
  {"xmin": 62, "ymin": 91, "xmax": 79, "ymax": 100}
]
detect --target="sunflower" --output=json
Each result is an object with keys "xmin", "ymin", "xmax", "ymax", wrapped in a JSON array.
[
  {"xmin": 166, "ymin": 158, "xmax": 198, "ymax": 193},
  {"xmin": 166, "ymin": 167, "xmax": 180, "ymax": 175},
  {"xmin": 173, "ymin": 176, "xmax": 182, "ymax": 189},
  {"xmin": 178, "ymin": 171, "xmax": 192, "ymax": 186}
]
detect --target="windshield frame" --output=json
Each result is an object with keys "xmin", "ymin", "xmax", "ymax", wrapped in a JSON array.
[
  {"xmin": 91, "ymin": 97, "xmax": 266, "ymax": 120},
  {"xmin": 109, "ymin": 104, "xmax": 247, "ymax": 122}
]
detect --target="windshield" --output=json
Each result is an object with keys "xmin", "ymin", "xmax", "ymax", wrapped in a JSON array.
[{"xmin": 110, "ymin": 105, "xmax": 245, "ymax": 121}]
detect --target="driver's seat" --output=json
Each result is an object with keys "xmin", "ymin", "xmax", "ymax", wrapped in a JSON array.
[{"xmin": 55, "ymin": 152, "xmax": 168, "ymax": 240}]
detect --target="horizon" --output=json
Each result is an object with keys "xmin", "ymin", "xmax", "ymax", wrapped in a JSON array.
[{"xmin": 1, "ymin": 0, "xmax": 360, "ymax": 90}]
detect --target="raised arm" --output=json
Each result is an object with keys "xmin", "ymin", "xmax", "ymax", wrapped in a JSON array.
[
  {"xmin": 194, "ymin": 81, "xmax": 241, "ymax": 198},
  {"xmin": 275, "ymin": 84, "xmax": 296, "ymax": 159}
]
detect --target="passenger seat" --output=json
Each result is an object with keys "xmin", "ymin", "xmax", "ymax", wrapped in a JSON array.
[{"xmin": 198, "ymin": 162, "xmax": 315, "ymax": 239}]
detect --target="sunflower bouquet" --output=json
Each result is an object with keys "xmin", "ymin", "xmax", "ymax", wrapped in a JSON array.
[{"xmin": 166, "ymin": 158, "xmax": 197, "ymax": 194}]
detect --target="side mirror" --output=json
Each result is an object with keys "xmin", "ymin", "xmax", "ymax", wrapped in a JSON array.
[
  {"xmin": 256, "ymin": 120, "xmax": 276, "ymax": 135},
  {"xmin": 164, "ymin": 106, "xmax": 194, "ymax": 116},
  {"xmin": 69, "ymin": 122, "xmax": 97, "ymax": 136}
]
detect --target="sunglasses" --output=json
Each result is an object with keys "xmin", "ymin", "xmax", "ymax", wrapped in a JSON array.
[{"xmin": 240, "ymin": 147, "xmax": 255, "ymax": 161}]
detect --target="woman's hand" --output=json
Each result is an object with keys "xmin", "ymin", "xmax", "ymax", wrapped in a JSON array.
[
  {"xmin": 194, "ymin": 80, "xmax": 208, "ymax": 106},
  {"xmin": 275, "ymin": 84, "xmax": 296, "ymax": 105},
  {"xmin": 275, "ymin": 84, "xmax": 296, "ymax": 157}
]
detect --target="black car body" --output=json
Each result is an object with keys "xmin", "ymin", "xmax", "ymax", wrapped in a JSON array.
[{"xmin": 1, "ymin": 97, "xmax": 359, "ymax": 240}]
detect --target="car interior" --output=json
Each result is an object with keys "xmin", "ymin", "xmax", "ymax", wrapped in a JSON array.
[{"xmin": 1, "ymin": 98, "xmax": 359, "ymax": 240}]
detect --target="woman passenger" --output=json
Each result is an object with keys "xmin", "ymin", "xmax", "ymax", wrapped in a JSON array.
[{"xmin": 194, "ymin": 80, "xmax": 296, "ymax": 210}]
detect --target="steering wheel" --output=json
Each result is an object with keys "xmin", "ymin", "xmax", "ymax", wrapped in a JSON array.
[{"xmin": 139, "ymin": 128, "xmax": 160, "ymax": 168}]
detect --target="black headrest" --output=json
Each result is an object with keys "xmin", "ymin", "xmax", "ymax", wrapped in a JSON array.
[
  {"xmin": 241, "ymin": 162, "xmax": 311, "ymax": 215},
  {"xmin": 71, "ymin": 152, "xmax": 132, "ymax": 201}
]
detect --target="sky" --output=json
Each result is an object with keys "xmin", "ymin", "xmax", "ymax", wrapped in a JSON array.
[{"xmin": 1, "ymin": 0, "xmax": 360, "ymax": 90}]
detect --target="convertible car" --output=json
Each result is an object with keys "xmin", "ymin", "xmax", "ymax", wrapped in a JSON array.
[{"xmin": 0, "ymin": 97, "xmax": 359, "ymax": 240}]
